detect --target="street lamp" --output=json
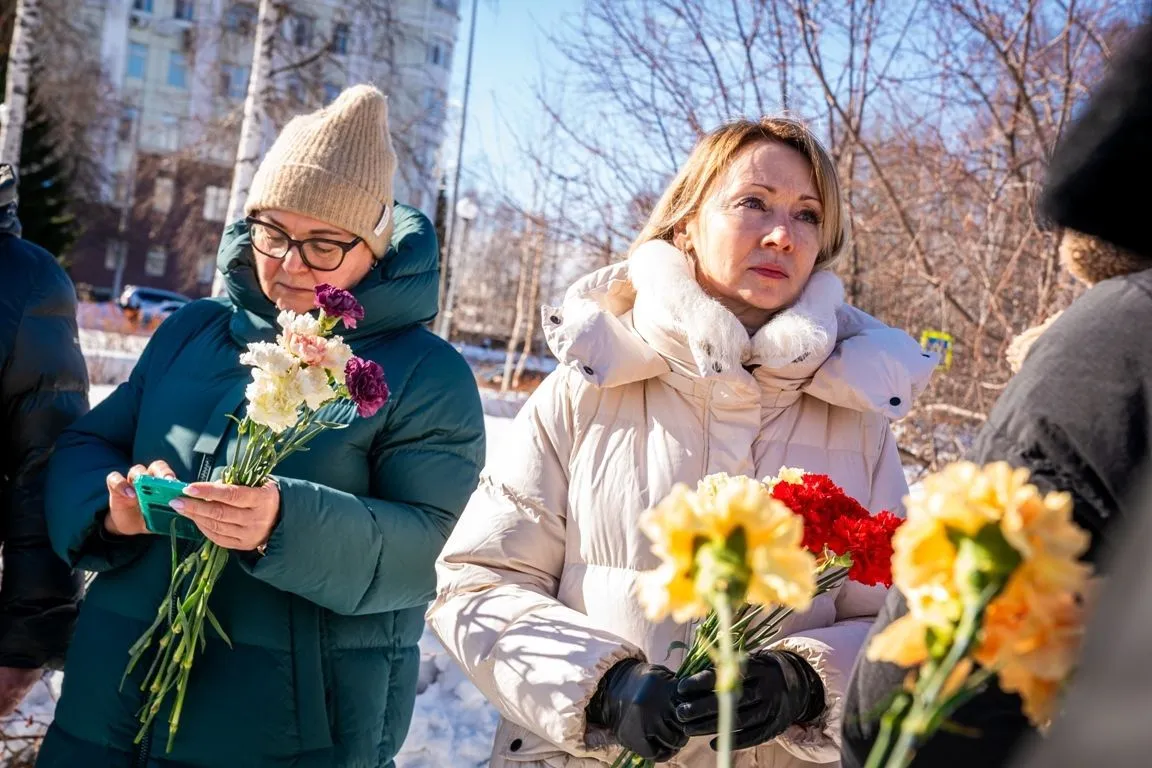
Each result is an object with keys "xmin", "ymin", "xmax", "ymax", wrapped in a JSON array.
[{"xmin": 436, "ymin": 196, "xmax": 479, "ymax": 340}]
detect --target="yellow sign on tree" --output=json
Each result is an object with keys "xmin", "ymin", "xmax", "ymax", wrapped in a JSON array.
[{"xmin": 920, "ymin": 330, "xmax": 953, "ymax": 370}]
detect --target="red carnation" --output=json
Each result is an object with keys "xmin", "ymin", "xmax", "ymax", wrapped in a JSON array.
[{"xmin": 769, "ymin": 472, "xmax": 902, "ymax": 587}]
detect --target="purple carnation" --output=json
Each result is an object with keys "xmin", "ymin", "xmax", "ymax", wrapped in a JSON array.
[
  {"xmin": 345, "ymin": 357, "xmax": 389, "ymax": 418},
  {"xmin": 315, "ymin": 284, "xmax": 365, "ymax": 329}
]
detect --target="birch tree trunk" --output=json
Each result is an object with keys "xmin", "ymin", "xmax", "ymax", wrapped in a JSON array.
[
  {"xmin": 512, "ymin": 220, "xmax": 546, "ymax": 390},
  {"xmin": 501, "ymin": 225, "xmax": 534, "ymax": 394},
  {"xmin": 214, "ymin": 0, "xmax": 280, "ymax": 295},
  {"xmin": 0, "ymin": 0, "xmax": 41, "ymax": 167}
]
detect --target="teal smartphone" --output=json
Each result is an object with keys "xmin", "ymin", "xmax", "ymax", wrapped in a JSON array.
[{"xmin": 134, "ymin": 475, "xmax": 204, "ymax": 541}]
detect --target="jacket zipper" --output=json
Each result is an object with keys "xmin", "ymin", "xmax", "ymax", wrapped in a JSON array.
[{"xmin": 133, "ymin": 454, "xmax": 215, "ymax": 768}]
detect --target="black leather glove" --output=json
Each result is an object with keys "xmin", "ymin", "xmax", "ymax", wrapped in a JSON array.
[
  {"xmin": 587, "ymin": 659, "xmax": 689, "ymax": 762},
  {"xmin": 673, "ymin": 650, "xmax": 825, "ymax": 751}
]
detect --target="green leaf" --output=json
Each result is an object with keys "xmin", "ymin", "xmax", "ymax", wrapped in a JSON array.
[
  {"xmin": 205, "ymin": 608, "xmax": 233, "ymax": 649},
  {"xmin": 663, "ymin": 640, "xmax": 690, "ymax": 661}
]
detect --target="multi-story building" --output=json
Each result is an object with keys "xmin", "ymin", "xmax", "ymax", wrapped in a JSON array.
[{"xmin": 67, "ymin": 0, "xmax": 459, "ymax": 300}]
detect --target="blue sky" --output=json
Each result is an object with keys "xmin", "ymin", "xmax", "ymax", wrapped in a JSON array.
[{"xmin": 444, "ymin": 0, "xmax": 573, "ymax": 203}]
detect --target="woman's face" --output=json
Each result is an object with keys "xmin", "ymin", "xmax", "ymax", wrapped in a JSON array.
[
  {"xmin": 681, "ymin": 141, "xmax": 824, "ymax": 328},
  {"xmin": 249, "ymin": 209, "xmax": 375, "ymax": 314}
]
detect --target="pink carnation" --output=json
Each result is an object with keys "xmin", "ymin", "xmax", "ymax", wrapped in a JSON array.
[{"xmin": 284, "ymin": 332, "xmax": 330, "ymax": 367}]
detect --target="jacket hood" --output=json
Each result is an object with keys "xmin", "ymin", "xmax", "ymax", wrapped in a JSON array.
[
  {"xmin": 542, "ymin": 239, "xmax": 937, "ymax": 419},
  {"xmin": 217, "ymin": 202, "xmax": 439, "ymax": 346}
]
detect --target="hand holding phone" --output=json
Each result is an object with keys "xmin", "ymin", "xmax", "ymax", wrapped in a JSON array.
[
  {"xmin": 104, "ymin": 461, "xmax": 202, "ymax": 540},
  {"xmin": 105, "ymin": 461, "xmax": 177, "ymax": 537},
  {"xmin": 134, "ymin": 475, "xmax": 204, "ymax": 541}
]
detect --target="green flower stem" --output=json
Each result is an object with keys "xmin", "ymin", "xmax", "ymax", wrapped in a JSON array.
[
  {"xmin": 864, "ymin": 582, "xmax": 1000, "ymax": 768},
  {"xmin": 611, "ymin": 568, "xmax": 854, "ymax": 768},
  {"xmin": 712, "ymin": 595, "xmax": 738, "ymax": 768}
]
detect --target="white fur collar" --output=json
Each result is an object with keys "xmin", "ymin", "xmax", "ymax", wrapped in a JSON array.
[{"xmin": 627, "ymin": 239, "xmax": 843, "ymax": 379}]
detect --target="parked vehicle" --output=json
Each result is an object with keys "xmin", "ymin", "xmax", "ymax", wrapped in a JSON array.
[{"xmin": 118, "ymin": 286, "xmax": 191, "ymax": 323}]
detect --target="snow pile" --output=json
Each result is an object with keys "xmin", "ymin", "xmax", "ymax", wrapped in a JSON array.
[{"xmin": 395, "ymin": 629, "xmax": 500, "ymax": 767}]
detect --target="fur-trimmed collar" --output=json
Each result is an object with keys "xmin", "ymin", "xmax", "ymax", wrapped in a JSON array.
[
  {"xmin": 541, "ymin": 239, "xmax": 937, "ymax": 418},
  {"xmin": 627, "ymin": 239, "xmax": 843, "ymax": 380}
]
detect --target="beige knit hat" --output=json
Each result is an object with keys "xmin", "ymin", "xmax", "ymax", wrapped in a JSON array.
[{"xmin": 245, "ymin": 84, "xmax": 397, "ymax": 257}]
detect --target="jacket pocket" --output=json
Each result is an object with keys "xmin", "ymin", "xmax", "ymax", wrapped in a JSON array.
[{"xmin": 291, "ymin": 597, "xmax": 335, "ymax": 752}]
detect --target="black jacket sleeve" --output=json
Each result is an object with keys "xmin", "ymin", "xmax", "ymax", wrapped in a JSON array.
[
  {"xmin": 0, "ymin": 237, "xmax": 88, "ymax": 669},
  {"xmin": 841, "ymin": 274, "xmax": 1152, "ymax": 768}
]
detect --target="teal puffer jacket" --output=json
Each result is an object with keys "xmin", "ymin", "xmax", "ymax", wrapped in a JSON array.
[{"xmin": 37, "ymin": 205, "xmax": 485, "ymax": 768}]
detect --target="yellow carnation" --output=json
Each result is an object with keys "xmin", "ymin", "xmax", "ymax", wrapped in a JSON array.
[
  {"xmin": 638, "ymin": 474, "xmax": 816, "ymax": 622},
  {"xmin": 696, "ymin": 473, "xmax": 735, "ymax": 502},
  {"xmin": 868, "ymin": 461, "xmax": 1092, "ymax": 727},
  {"xmin": 638, "ymin": 484, "xmax": 707, "ymax": 622},
  {"xmin": 763, "ymin": 466, "xmax": 806, "ymax": 491}
]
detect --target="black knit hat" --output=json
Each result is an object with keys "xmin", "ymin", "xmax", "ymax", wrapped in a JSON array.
[{"xmin": 1040, "ymin": 18, "xmax": 1152, "ymax": 259}]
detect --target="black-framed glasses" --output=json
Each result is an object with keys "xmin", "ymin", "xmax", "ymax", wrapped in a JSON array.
[{"xmin": 246, "ymin": 216, "xmax": 362, "ymax": 272}]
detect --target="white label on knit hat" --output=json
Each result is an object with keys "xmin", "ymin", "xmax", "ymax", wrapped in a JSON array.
[{"xmin": 374, "ymin": 204, "xmax": 391, "ymax": 236}]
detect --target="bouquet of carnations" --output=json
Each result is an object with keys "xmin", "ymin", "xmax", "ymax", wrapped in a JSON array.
[
  {"xmin": 863, "ymin": 462, "xmax": 1093, "ymax": 768},
  {"xmin": 121, "ymin": 284, "xmax": 389, "ymax": 751},
  {"xmin": 622, "ymin": 469, "xmax": 903, "ymax": 768}
]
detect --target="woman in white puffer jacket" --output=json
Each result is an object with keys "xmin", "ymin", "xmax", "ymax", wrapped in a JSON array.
[{"xmin": 427, "ymin": 117, "xmax": 936, "ymax": 768}]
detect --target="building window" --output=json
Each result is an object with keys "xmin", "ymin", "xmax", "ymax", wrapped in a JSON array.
[
  {"xmin": 197, "ymin": 255, "xmax": 216, "ymax": 284},
  {"xmin": 153, "ymin": 177, "xmax": 175, "ymax": 214},
  {"xmin": 331, "ymin": 22, "xmax": 350, "ymax": 55},
  {"xmin": 105, "ymin": 240, "xmax": 127, "ymax": 271},
  {"xmin": 159, "ymin": 114, "xmax": 180, "ymax": 151},
  {"xmin": 292, "ymin": 14, "xmax": 314, "ymax": 47},
  {"xmin": 203, "ymin": 185, "xmax": 229, "ymax": 222},
  {"xmin": 433, "ymin": 0, "xmax": 458, "ymax": 11},
  {"xmin": 220, "ymin": 64, "xmax": 249, "ymax": 100},
  {"xmin": 423, "ymin": 87, "xmax": 445, "ymax": 123},
  {"xmin": 427, "ymin": 40, "xmax": 452, "ymax": 67},
  {"xmin": 174, "ymin": 0, "xmax": 195, "ymax": 21},
  {"xmin": 118, "ymin": 106, "xmax": 138, "ymax": 143},
  {"xmin": 167, "ymin": 51, "xmax": 188, "ymax": 88},
  {"xmin": 224, "ymin": 3, "xmax": 257, "ymax": 34},
  {"xmin": 133, "ymin": 0, "xmax": 153, "ymax": 12},
  {"xmin": 145, "ymin": 247, "xmax": 167, "ymax": 277},
  {"xmin": 127, "ymin": 42, "xmax": 148, "ymax": 80},
  {"xmin": 323, "ymin": 81, "xmax": 341, "ymax": 104}
]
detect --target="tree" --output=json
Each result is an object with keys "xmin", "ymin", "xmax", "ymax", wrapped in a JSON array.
[
  {"xmin": 13, "ymin": 79, "xmax": 77, "ymax": 258},
  {"xmin": 521, "ymin": 0, "xmax": 1141, "ymax": 466},
  {"xmin": 215, "ymin": 0, "xmax": 283, "ymax": 296},
  {"xmin": 0, "ymin": 0, "xmax": 37, "ymax": 165}
]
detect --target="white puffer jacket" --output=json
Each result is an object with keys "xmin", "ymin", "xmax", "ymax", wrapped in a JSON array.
[{"xmin": 427, "ymin": 241, "xmax": 936, "ymax": 767}]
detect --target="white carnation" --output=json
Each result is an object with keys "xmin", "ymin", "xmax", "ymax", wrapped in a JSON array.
[
  {"xmin": 240, "ymin": 342, "xmax": 298, "ymax": 376},
  {"xmin": 245, "ymin": 368, "xmax": 304, "ymax": 433},
  {"xmin": 299, "ymin": 365, "xmax": 335, "ymax": 411},
  {"xmin": 277, "ymin": 309, "xmax": 322, "ymax": 339},
  {"xmin": 322, "ymin": 337, "xmax": 354, "ymax": 382}
]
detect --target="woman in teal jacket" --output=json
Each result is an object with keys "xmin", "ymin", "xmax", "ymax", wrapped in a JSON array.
[{"xmin": 37, "ymin": 86, "xmax": 485, "ymax": 768}]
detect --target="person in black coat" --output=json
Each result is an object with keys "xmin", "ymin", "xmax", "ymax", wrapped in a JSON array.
[
  {"xmin": 840, "ymin": 15, "xmax": 1152, "ymax": 768},
  {"xmin": 0, "ymin": 163, "xmax": 88, "ymax": 714}
]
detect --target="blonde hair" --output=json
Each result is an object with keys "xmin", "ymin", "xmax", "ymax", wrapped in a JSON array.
[{"xmin": 630, "ymin": 117, "xmax": 848, "ymax": 270}]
